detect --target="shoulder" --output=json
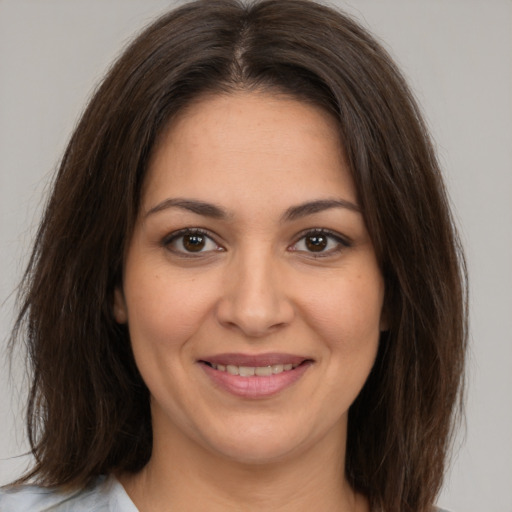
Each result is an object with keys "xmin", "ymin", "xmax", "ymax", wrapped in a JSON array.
[{"xmin": 0, "ymin": 475, "xmax": 138, "ymax": 512}]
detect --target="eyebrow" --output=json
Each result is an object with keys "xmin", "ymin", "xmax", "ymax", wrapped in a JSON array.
[
  {"xmin": 145, "ymin": 198, "xmax": 229, "ymax": 219},
  {"xmin": 282, "ymin": 198, "xmax": 361, "ymax": 221},
  {"xmin": 145, "ymin": 197, "xmax": 361, "ymax": 220}
]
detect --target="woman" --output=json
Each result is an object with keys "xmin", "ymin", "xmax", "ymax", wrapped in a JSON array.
[{"xmin": 1, "ymin": 1, "xmax": 467, "ymax": 511}]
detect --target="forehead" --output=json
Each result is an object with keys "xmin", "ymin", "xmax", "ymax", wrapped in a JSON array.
[{"xmin": 142, "ymin": 91, "xmax": 357, "ymax": 212}]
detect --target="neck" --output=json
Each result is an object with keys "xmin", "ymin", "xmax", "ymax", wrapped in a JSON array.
[{"xmin": 119, "ymin": 421, "xmax": 368, "ymax": 512}]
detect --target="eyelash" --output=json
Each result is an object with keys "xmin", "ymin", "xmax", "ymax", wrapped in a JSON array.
[
  {"xmin": 289, "ymin": 228, "xmax": 351, "ymax": 258},
  {"xmin": 161, "ymin": 228, "xmax": 351, "ymax": 258},
  {"xmin": 162, "ymin": 228, "xmax": 223, "ymax": 257}
]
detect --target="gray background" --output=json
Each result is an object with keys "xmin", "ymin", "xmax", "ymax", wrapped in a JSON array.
[{"xmin": 1, "ymin": 1, "xmax": 511, "ymax": 510}]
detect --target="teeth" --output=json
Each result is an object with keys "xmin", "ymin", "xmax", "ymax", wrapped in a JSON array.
[
  {"xmin": 255, "ymin": 366, "xmax": 273, "ymax": 376},
  {"xmin": 210, "ymin": 362, "xmax": 300, "ymax": 377},
  {"xmin": 226, "ymin": 365, "xmax": 239, "ymax": 375},
  {"xmin": 239, "ymin": 366, "xmax": 255, "ymax": 377},
  {"xmin": 272, "ymin": 364, "xmax": 284, "ymax": 374}
]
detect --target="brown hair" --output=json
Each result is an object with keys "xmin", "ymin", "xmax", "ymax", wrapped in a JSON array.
[{"xmin": 10, "ymin": 1, "xmax": 467, "ymax": 510}]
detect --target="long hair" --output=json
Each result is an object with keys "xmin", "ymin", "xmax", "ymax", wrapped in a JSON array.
[{"xmin": 10, "ymin": 1, "xmax": 467, "ymax": 510}]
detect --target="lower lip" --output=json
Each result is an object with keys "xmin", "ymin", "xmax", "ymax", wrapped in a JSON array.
[{"xmin": 200, "ymin": 361, "xmax": 312, "ymax": 399}]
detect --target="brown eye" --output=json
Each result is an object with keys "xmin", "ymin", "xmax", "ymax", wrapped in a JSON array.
[
  {"xmin": 305, "ymin": 234, "xmax": 328, "ymax": 252},
  {"xmin": 164, "ymin": 229, "xmax": 221, "ymax": 255},
  {"xmin": 183, "ymin": 234, "xmax": 206, "ymax": 252},
  {"xmin": 290, "ymin": 229, "xmax": 350, "ymax": 257}
]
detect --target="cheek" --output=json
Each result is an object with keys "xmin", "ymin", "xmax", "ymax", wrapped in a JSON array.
[
  {"xmin": 291, "ymin": 268, "xmax": 384, "ymax": 433},
  {"xmin": 122, "ymin": 270, "xmax": 218, "ymax": 415},
  {"xmin": 123, "ymin": 269, "xmax": 215, "ymax": 352},
  {"xmin": 301, "ymin": 271, "xmax": 385, "ymax": 350}
]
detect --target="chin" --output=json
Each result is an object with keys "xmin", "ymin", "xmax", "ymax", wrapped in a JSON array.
[{"xmin": 201, "ymin": 420, "xmax": 317, "ymax": 466}]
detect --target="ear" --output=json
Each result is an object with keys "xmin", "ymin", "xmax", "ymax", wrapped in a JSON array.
[{"xmin": 113, "ymin": 287, "xmax": 128, "ymax": 324}]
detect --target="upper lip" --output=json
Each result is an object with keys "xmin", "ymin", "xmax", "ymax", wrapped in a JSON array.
[{"xmin": 199, "ymin": 353, "xmax": 310, "ymax": 367}]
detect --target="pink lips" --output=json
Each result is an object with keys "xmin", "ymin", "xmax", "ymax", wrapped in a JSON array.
[{"xmin": 198, "ymin": 353, "xmax": 313, "ymax": 399}]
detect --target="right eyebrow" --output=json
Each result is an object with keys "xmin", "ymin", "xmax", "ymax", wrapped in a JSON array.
[
  {"xmin": 144, "ymin": 198, "xmax": 230, "ymax": 219},
  {"xmin": 281, "ymin": 198, "xmax": 361, "ymax": 222}
]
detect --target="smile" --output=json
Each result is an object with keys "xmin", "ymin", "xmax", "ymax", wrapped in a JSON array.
[
  {"xmin": 204, "ymin": 362, "xmax": 300, "ymax": 377},
  {"xmin": 199, "ymin": 354, "xmax": 313, "ymax": 398}
]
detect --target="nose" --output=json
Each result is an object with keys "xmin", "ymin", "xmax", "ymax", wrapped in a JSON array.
[{"xmin": 215, "ymin": 249, "xmax": 295, "ymax": 337}]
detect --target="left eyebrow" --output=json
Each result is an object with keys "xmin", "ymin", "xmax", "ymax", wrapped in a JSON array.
[{"xmin": 282, "ymin": 199, "xmax": 361, "ymax": 222}]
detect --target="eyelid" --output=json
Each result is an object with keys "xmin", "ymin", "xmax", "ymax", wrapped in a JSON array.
[
  {"xmin": 289, "ymin": 228, "xmax": 352, "ymax": 256},
  {"xmin": 161, "ymin": 227, "xmax": 224, "ymax": 256}
]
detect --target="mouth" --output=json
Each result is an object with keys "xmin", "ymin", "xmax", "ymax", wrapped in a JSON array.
[
  {"xmin": 201, "ymin": 361, "xmax": 303, "ymax": 377},
  {"xmin": 198, "ymin": 353, "xmax": 313, "ymax": 398}
]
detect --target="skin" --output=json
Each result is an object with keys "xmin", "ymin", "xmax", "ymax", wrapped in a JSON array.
[{"xmin": 115, "ymin": 91, "xmax": 385, "ymax": 512}]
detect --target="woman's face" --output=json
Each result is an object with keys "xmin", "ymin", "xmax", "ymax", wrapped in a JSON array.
[{"xmin": 115, "ymin": 92, "xmax": 385, "ymax": 465}]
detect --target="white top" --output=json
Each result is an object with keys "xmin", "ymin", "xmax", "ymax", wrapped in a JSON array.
[
  {"xmin": 0, "ymin": 475, "xmax": 450, "ymax": 511},
  {"xmin": 0, "ymin": 475, "xmax": 138, "ymax": 512}
]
